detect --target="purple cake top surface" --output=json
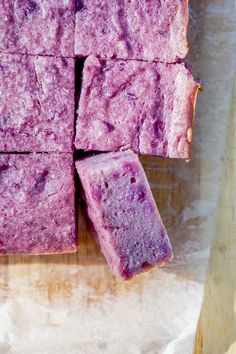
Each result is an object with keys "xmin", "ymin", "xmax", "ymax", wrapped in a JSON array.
[
  {"xmin": 0, "ymin": 153, "xmax": 76, "ymax": 255},
  {"xmin": 0, "ymin": 0, "xmax": 75, "ymax": 57},
  {"xmin": 75, "ymin": 56, "xmax": 200, "ymax": 159},
  {"xmin": 0, "ymin": 53, "xmax": 74, "ymax": 152},
  {"xmin": 75, "ymin": 0, "xmax": 188, "ymax": 62},
  {"xmin": 76, "ymin": 151, "xmax": 172, "ymax": 278}
]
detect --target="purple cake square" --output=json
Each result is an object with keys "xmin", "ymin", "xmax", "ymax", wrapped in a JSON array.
[
  {"xmin": 75, "ymin": 0, "xmax": 188, "ymax": 62},
  {"xmin": 76, "ymin": 151, "xmax": 172, "ymax": 278},
  {"xmin": 0, "ymin": 153, "xmax": 76, "ymax": 255},
  {"xmin": 0, "ymin": 53, "xmax": 74, "ymax": 152},
  {"xmin": 0, "ymin": 0, "xmax": 75, "ymax": 57},
  {"xmin": 75, "ymin": 56, "xmax": 200, "ymax": 159}
]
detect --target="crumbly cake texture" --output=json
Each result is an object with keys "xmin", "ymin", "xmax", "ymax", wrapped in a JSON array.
[
  {"xmin": 76, "ymin": 151, "xmax": 173, "ymax": 278},
  {"xmin": 0, "ymin": 53, "xmax": 74, "ymax": 152},
  {"xmin": 0, "ymin": 153, "xmax": 76, "ymax": 255},
  {"xmin": 75, "ymin": 0, "xmax": 188, "ymax": 62},
  {"xmin": 75, "ymin": 56, "xmax": 200, "ymax": 159},
  {"xmin": 0, "ymin": 0, "xmax": 75, "ymax": 57}
]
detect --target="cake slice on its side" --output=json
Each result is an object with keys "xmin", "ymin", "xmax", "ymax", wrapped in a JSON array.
[
  {"xmin": 0, "ymin": 0, "xmax": 75, "ymax": 57},
  {"xmin": 75, "ymin": 56, "xmax": 200, "ymax": 159},
  {"xmin": 76, "ymin": 151, "xmax": 172, "ymax": 278},
  {"xmin": 0, "ymin": 53, "xmax": 74, "ymax": 152},
  {"xmin": 0, "ymin": 153, "xmax": 76, "ymax": 255},
  {"xmin": 75, "ymin": 0, "xmax": 188, "ymax": 62}
]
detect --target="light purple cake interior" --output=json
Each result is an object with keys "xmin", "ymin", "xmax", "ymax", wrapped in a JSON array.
[
  {"xmin": 75, "ymin": 0, "xmax": 188, "ymax": 62},
  {"xmin": 75, "ymin": 56, "xmax": 200, "ymax": 159},
  {"xmin": 0, "ymin": 0, "xmax": 75, "ymax": 57},
  {"xmin": 76, "ymin": 151, "xmax": 172, "ymax": 278},
  {"xmin": 0, "ymin": 153, "xmax": 76, "ymax": 255},
  {"xmin": 0, "ymin": 53, "xmax": 74, "ymax": 152}
]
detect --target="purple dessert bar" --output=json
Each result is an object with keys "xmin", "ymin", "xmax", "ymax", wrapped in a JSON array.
[
  {"xmin": 75, "ymin": 0, "xmax": 188, "ymax": 62},
  {"xmin": 0, "ymin": 0, "xmax": 75, "ymax": 57},
  {"xmin": 75, "ymin": 56, "xmax": 200, "ymax": 159},
  {"xmin": 76, "ymin": 151, "xmax": 172, "ymax": 278},
  {"xmin": 0, "ymin": 53, "xmax": 74, "ymax": 152},
  {"xmin": 0, "ymin": 153, "xmax": 76, "ymax": 255}
]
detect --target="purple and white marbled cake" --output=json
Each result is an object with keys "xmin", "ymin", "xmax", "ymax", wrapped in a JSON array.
[
  {"xmin": 75, "ymin": 56, "xmax": 200, "ymax": 159},
  {"xmin": 0, "ymin": 53, "xmax": 74, "ymax": 152},
  {"xmin": 76, "ymin": 151, "xmax": 172, "ymax": 278},
  {"xmin": 75, "ymin": 0, "xmax": 188, "ymax": 62},
  {"xmin": 0, "ymin": 153, "xmax": 76, "ymax": 255},
  {"xmin": 0, "ymin": 0, "xmax": 75, "ymax": 57}
]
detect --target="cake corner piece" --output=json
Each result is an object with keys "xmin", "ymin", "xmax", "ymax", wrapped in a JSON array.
[
  {"xmin": 74, "ymin": 0, "xmax": 189, "ymax": 62},
  {"xmin": 0, "ymin": 153, "xmax": 76, "ymax": 255}
]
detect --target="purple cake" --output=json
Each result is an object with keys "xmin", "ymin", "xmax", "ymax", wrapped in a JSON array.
[
  {"xmin": 75, "ymin": 56, "xmax": 200, "ymax": 159},
  {"xmin": 0, "ymin": 153, "xmax": 76, "ymax": 255},
  {"xmin": 0, "ymin": 53, "xmax": 74, "ymax": 152},
  {"xmin": 75, "ymin": 0, "xmax": 188, "ymax": 62},
  {"xmin": 0, "ymin": 0, "xmax": 75, "ymax": 57},
  {"xmin": 76, "ymin": 151, "xmax": 173, "ymax": 278}
]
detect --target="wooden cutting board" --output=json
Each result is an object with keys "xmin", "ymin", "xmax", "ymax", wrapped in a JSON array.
[{"xmin": 194, "ymin": 77, "xmax": 236, "ymax": 354}]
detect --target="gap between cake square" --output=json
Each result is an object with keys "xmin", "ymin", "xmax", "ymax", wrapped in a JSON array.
[
  {"xmin": 0, "ymin": 53, "xmax": 74, "ymax": 152},
  {"xmin": 0, "ymin": 0, "xmax": 75, "ymax": 57},
  {"xmin": 0, "ymin": 153, "xmax": 76, "ymax": 255},
  {"xmin": 76, "ymin": 150, "xmax": 173, "ymax": 279},
  {"xmin": 75, "ymin": 0, "xmax": 188, "ymax": 62},
  {"xmin": 75, "ymin": 55, "xmax": 201, "ymax": 159}
]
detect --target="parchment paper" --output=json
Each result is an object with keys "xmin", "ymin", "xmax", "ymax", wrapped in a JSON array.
[{"xmin": 0, "ymin": 1, "xmax": 236, "ymax": 353}]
